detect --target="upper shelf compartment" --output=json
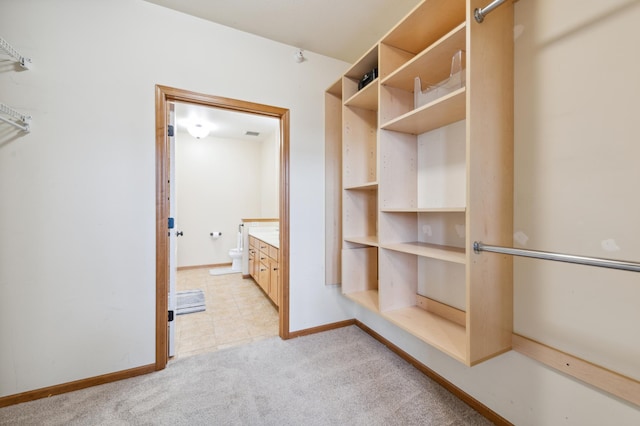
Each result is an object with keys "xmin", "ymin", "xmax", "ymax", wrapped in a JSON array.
[
  {"xmin": 382, "ymin": 23, "xmax": 466, "ymax": 92},
  {"xmin": 343, "ymin": 45, "xmax": 379, "ymax": 103},
  {"xmin": 379, "ymin": 0, "xmax": 465, "ymax": 78},
  {"xmin": 344, "ymin": 79, "xmax": 378, "ymax": 111}
]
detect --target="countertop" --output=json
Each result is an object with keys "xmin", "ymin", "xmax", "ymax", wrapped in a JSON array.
[{"xmin": 249, "ymin": 228, "xmax": 279, "ymax": 249}]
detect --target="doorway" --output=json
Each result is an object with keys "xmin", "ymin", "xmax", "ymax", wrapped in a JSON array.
[{"xmin": 155, "ymin": 85, "xmax": 291, "ymax": 370}]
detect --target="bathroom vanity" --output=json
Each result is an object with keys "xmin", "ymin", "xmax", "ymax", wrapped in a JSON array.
[{"xmin": 248, "ymin": 229, "xmax": 279, "ymax": 307}]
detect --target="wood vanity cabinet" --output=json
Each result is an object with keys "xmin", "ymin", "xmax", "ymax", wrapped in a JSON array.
[
  {"xmin": 249, "ymin": 235, "xmax": 280, "ymax": 307},
  {"xmin": 268, "ymin": 246, "xmax": 279, "ymax": 305},
  {"xmin": 248, "ymin": 236, "xmax": 259, "ymax": 280}
]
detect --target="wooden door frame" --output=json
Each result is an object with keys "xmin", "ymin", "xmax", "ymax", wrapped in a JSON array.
[{"xmin": 154, "ymin": 85, "xmax": 291, "ymax": 370}]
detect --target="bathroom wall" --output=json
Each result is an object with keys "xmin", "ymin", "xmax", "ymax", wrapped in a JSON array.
[
  {"xmin": 175, "ymin": 129, "xmax": 272, "ymax": 267},
  {"xmin": 259, "ymin": 129, "xmax": 279, "ymax": 217},
  {"xmin": 0, "ymin": 0, "xmax": 353, "ymax": 398}
]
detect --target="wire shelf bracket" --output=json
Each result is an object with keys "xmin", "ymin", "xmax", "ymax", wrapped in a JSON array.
[
  {"xmin": 0, "ymin": 36, "xmax": 32, "ymax": 69},
  {"xmin": 0, "ymin": 103, "xmax": 31, "ymax": 132}
]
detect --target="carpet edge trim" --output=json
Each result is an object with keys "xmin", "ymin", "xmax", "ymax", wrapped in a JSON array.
[
  {"xmin": 0, "ymin": 363, "xmax": 156, "ymax": 408},
  {"xmin": 354, "ymin": 320, "xmax": 513, "ymax": 426}
]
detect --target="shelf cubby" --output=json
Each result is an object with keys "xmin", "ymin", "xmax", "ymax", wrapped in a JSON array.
[
  {"xmin": 344, "ymin": 79, "xmax": 379, "ymax": 111},
  {"xmin": 381, "ymin": 87, "xmax": 465, "ymax": 135},
  {"xmin": 343, "ymin": 187, "xmax": 377, "ymax": 244},
  {"xmin": 378, "ymin": 248, "xmax": 467, "ymax": 363},
  {"xmin": 342, "ymin": 246, "xmax": 379, "ymax": 313},
  {"xmin": 382, "ymin": 22, "xmax": 467, "ymax": 92},
  {"xmin": 342, "ymin": 45, "xmax": 379, "ymax": 101},
  {"xmin": 342, "ymin": 106, "xmax": 377, "ymax": 187},
  {"xmin": 381, "ymin": 0, "xmax": 466, "ymax": 59}
]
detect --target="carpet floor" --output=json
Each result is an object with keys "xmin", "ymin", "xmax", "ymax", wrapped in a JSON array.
[{"xmin": 0, "ymin": 326, "xmax": 491, "ymax": 426}]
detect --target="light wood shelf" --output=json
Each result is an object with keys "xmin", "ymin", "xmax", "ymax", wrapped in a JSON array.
[
  {"xmin": 382, "ymin": 306, "xmax": 466, "ymax": 364},
  {"xmin": 382, "ymin": 23, "xmax": 466, "ymax": 92},
  {"xmin": 344, "ymin": 236, "xmax": 379, "ymax": 247},
  {"xmin": 344, "ymin": 79, "xmax": 379, "ymax": 111},
  {"xmin": 344, "ymin": 181, "xmax": 378, "ymax": 191},
  {"xmin": 345, "ymin": 289, "xmax": 380, "ymax": 313},
  {"xmin": 326, "ymin": 0, "xmax": 513, "ymax": 366},
  {"xmin": 381, "ymin": 242, "xmax": 465, "ymax": 264},
  {"xmin": 325, "ymin": 78, "xmax": 343, "ymax": 286},
  {"xmin": 381, "ymin": 87, "xmax": 466, "ymax": 135},
  {"xmin": 381, "ymin": 207, "xmax": 466, "ymax": 213},
  {"xmin": 381, "ymin": 0, "xmax": 466, "ymax": 56}
]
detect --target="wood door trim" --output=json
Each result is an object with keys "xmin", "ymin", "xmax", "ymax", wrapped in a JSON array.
[{"xmin": 155, "ymin": 85, "xmax": 291, "ymax": 370}]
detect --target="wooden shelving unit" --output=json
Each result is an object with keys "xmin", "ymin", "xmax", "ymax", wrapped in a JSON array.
[{"xmin": 325, "ymin": 0, "xmax": 514, "ymax": 366}]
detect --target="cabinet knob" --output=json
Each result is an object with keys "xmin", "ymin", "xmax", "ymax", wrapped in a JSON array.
[{"xmin": 273, "ymin": 267, "xmax": 279, "ymax": 271}]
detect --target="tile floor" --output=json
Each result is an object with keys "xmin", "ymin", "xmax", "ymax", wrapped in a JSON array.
[{"xmin": 174, "ymin": 267, "xmax": 279, "ymax": 358}]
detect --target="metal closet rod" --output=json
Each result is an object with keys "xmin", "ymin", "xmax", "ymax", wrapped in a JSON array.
[
  {"xmin": 473, "ymin": 242, "xmax": 640, "ymax": 273},
  {"xmin": 474, "ymin": 0, "xmax": 508, "ymax": 23},
  {"xmin": 0, "ymin": 36, "xmax": 32, "ymax": 69},
  {"xmin": 0, "ymin": 103, "xmax": 31, "ymax": 132}
]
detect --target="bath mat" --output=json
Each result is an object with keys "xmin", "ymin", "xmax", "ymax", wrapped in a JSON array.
[
  {"xmin": 176, "ymin": 289, "xmax": 205, "ymax": 315},
  {"xmin": 209, "ymin": 267, "xmax": 240, "ymax": 276}
]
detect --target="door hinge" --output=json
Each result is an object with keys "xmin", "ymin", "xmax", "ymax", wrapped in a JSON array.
[
  {"xmin": 168, "ymin": 310, "xmax": 174, "ymax": 322},
  {"xmin": 167, "ymin": 125, "xmax": 174, "ymax": 137}
]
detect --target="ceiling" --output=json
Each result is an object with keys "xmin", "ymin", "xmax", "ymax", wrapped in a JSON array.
[
  {"xmin": 174, "ymin": 102, "xmax": 279, "ymax": 142},
  {"xmin": 144, "ymin": 0, "xmax": 422, "ymax": 63}
]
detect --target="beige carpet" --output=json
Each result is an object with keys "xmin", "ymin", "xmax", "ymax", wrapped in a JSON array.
[{"xmin": 0, "ymin": 326, "xmax": 491, "ymax": 425}]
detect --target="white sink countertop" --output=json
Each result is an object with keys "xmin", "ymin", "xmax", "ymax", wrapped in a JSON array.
[{"xmin": 249, "ymin": 227, "xmax": 279, "ymax": 248}]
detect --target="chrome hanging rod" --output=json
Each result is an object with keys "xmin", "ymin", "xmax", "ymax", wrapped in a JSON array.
[
  {"xmin": 0, "ymin": 102, "xmax": 31, "ymax": 132},
  {"xmin": 0, "ymin": 36, "xmax": 32, "ymax": 69},
  {"xmin": 474, "ymin": 0, "xmax": 508, "ymax": 23},
  {"xmin": 473, "ymin": 242, "xmax": 640, "ymax": 273}
]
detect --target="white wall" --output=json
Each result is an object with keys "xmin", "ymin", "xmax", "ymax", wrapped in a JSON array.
[
  {"xmin": 0, "ymin": 0, "xmax": 353, "ymax": 398},
  {"xmin": 355, "ymin": 0, "xmax": 640, "ymax": 424},
  {"xmin": 260, "ymin": 130, "xmax": 279, "ymax": 217},
  {"xmin": 175, "ymin": 130, "xmax": 263, "ymax": 267}
]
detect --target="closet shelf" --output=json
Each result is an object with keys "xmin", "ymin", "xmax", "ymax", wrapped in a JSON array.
[
  {"xmin": 344, "ymin": 181, "xmax": 378, "ymax": 191},
  {"xmin": 381, "ymin": 87, "xmax": 466, "ymax": 135},
  {"xmin": 381, "ymin": 242, "xmax": 466, "ymax": 264},
  {"xmin": 381, "ymin": 207, "xmax": 466, "ymax": 213},
  {"xmin": 345, "ymin": 289, "xmax": 380, "ymax": 313},
  {"xmin": 344, "ymin": 79, "xmax": 379, "ymax": 111},
  {"xmin": 382, "ymin": 23, "xmax": 466, "ymax": 92},
  {"xmin": 0, "ymin": 36, "xmax": 32, "ymax": 69},
  {"xmin": 0, "ymin": 103, "xmax": 31, "ymax": 132},
  {"xmin": 344, "ymin": 236, "xmax": 379, "ymax": 247}
]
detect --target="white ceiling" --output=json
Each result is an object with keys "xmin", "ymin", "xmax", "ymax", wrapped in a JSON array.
[
  {"xmin": 144, "ymin": 0, "xmax": 422, "ymax": 63},
  {"xmin": 174, "ymin": 102, "xmax": 279, "ymax": 142}
]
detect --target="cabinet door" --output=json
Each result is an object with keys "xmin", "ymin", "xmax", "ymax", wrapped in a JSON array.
[
  {"xmin": 269, "ymin": 258, "xmax": 279, "ymax": 307},
  {"xmin": 248, "ymin": 248, "xmax": 257, "ymax": 280},
  {"xmin": 259, "ymin": 261, "xmax": 270, "ymax": 293}
]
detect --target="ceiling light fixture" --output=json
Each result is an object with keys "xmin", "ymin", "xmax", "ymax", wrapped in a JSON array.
[{"xmin": 187, "ymin": 123, "xmax": 210, "ymax": 139}]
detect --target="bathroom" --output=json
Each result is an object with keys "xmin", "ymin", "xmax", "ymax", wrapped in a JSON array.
[
  {"xmin": 172, "ymin": 101, "xmax": 281, "ymax": 356},
  {"xmin": 174, "ymin": 102, "xmax": 280, "ymax": 275}
]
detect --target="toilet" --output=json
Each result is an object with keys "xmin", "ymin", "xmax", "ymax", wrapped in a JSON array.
[
  {"xmin": 228, "ymin": 225, "xmax": 244, "ymax": 272},
  {"xmin": 228, "ymin": 247, "xmax": 242, "ymax": 271}
]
